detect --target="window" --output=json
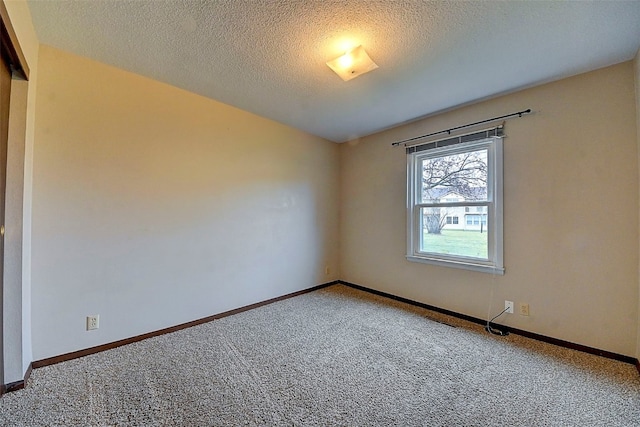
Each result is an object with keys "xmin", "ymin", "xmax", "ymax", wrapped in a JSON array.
[
  {"xmin": 465, "ymin": 214, "xmax": 487, "ymax": 226},
  {"xmin": 406, "ymin": 136, "xmax": 504, "ymax": 274}
]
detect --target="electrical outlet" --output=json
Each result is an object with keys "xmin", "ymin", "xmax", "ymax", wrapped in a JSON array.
[
  {"xmin": 504, "ymin": 301, "xmax": 514, "ymax": 314},
  {"xmin": 519, "ymin": 303, "xmax": 530, "ymax": 316},
  {"xmin": 87, "ymin": 315, "xmax": 99, "ymax": 331}
]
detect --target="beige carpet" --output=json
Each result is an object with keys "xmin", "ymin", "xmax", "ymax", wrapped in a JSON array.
[{"xmin": 1, "ymin": 284, "xmax": 639, "ymax": 426}]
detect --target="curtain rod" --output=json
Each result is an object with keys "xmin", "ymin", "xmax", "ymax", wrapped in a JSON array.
[{"xmin": 391, "ymin": 108, "xmax": 532, "ymax": 147}]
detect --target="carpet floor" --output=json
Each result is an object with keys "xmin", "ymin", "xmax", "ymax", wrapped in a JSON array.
[{"xmin": 1, "ymin": 284, "xmax": 639, "ymax": 426}]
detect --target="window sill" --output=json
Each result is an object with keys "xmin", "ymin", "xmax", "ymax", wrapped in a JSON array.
[{"xmin": 406, "ymin": 255, "xmax": 505, "ymax": 275}]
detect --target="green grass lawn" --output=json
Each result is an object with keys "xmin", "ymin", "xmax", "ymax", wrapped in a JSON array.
[{"xmin": 422, "ymin": 229, "xmax": 488, "ymax": 259}]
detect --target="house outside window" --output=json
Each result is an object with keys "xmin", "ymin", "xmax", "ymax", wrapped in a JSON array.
[{"xmin": 406, "ymin": 136, "xmax": 504, "ymax": 274}]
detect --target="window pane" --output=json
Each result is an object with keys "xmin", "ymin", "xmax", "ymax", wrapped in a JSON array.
[
  {"xmin": 421, "ymin": 149, "xmax": 488, "ymax": 203},
  {"xmin": 420, "ymin": 207, "xmax": 488, "ymax": 259}
]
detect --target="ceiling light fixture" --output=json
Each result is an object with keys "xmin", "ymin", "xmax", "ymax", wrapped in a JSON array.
[{"xmin": 326, "ymin": 45, "xmax": 378, "ymax": 82}]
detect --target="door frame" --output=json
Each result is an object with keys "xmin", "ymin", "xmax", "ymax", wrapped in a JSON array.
[{"xmin": 0, "ymin": 1, "xmax": 29, "ymax": 395}]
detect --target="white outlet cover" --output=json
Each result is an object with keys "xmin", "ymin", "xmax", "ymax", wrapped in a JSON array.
[
  {"xmin": 87, "ymin": 315, "xmax": 100, "ymax": 330},
  {"xmin": 504, "ymin": 301, "xmax": 514, "ymax": 314}
]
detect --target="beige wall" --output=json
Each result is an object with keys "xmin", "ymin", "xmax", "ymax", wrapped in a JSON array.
[
  {"xmin": 31, "ymin": 45, "xmax": 339, "ymax": 360},
  {"xmin": 635, "ymin": 47, "xmax": 640, "ymax": 360},
  {"xmin": 340, "ymin": 62, "xmax": 639, "ymax": 357},
  {"xmin": 2, "ymin": 0, "xmax": 39, "ymax": 383}
]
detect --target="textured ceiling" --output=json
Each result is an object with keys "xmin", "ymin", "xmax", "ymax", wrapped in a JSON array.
[{"xmin": 27, "ymin": 1, "xmax": 640, "ymax": 143}]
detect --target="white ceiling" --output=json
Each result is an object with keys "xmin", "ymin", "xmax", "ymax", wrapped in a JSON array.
[{"xmin": 27, "ymin": 1, "xmax": 640, "ymax": 143}]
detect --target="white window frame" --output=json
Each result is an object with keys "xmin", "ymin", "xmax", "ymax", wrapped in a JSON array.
[{"xmin": 406, "ymin": 137, "xmax": 504, "ymax": 274}]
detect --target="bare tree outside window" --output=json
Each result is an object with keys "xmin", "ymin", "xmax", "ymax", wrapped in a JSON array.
[
  {"xmin": 424, "ymin": 208, "xmax": 447, "ymax": 234},
  {"xmin": 421, "ymin": 150, "xmax": 487, "ymax": 234},
  {"xmin": 422, "ymin": 150, "xmax": 487, "ymax": 202}
]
